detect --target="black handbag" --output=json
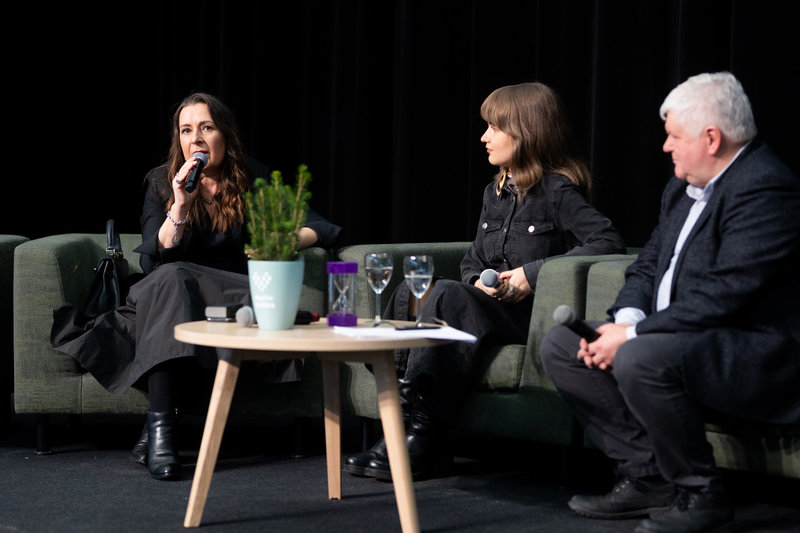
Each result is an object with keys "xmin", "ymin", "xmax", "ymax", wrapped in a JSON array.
[{"xmin": 80, "ymin": 219, "xmax": 131, "ymax": 320}]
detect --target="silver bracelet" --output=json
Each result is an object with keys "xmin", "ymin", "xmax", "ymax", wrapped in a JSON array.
[{"xmin": 166, "ymin": 211, "xmax": 190, "ymax": 245}]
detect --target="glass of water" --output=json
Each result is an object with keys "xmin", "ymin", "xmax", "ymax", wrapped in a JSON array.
[
  {"xmin": 365, "ymin": 253, "xmax": 393, "ymax": 326},
  {"xmin": 403, "ymin": 255, "xmax": 434, "ymax": 327}
]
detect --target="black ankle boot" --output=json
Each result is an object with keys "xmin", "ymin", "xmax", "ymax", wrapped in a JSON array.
[
  {"xmin": 344, "ymin": 379, "xmax": 414, "ymax": 476},
  {"xmin": 147, "ymin": 410, "xmax": 180, "ymax": 480},
  {"xmin": 364, "ymin": 396, "xmax": 451, "ymax": 481},
  {"xmin": 130, "ymin": 422, "xmax": 149, "ymax": 465},
  {"xmin": 344, "ymin": 437, "xmax": 387, "ymax": 476}
]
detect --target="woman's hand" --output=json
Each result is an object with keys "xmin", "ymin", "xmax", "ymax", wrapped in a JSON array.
[
  {"xmin": 497, "ymin": 267, "xmax": 531, "ymax": 302},
  {"xmin": 475, "ymin": 266, "xmax": 531, "ymax": 303},
  {"xmin": 171, "ymin": 157, "xmax": 202, "ymax": 207},
  {"xmin": 159, "ymin": 157, "xmax": 203, "ymax": 249}
]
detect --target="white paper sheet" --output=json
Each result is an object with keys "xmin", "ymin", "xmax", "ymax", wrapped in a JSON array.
[{"xmin": 333, "ymin": 325, "xmax": 477, "ymax": 343}]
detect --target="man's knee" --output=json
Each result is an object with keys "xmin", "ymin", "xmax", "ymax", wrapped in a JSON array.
[
  {"xmin": 614, "ymin": 334, "xmax": 681, "ymax": 393},
  {"xmin": 540, "ymin": 325, "xmax": 581, "ymax": 372}
]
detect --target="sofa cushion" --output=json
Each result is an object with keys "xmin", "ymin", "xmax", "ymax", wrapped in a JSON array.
[{"xmin": 471, "ymin": 343, "xmax": 525, "ymax": 391}]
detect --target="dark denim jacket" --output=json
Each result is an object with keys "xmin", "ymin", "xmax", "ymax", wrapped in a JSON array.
[{"xmin": 460, "ymin": 173, "xmax": 625, "ymax": 291}]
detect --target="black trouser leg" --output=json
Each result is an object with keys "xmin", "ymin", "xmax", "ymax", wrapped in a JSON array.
[
  {"xmin": 405, "ymin": 279, "xmax": 531, "ymax": 420},
  {"xmin": 540, "ymin": 324, "xmax": 661, "ymax": 481},
  {"xmin": 613, "ymin": 334, "xmax": 720, "ymax": 492}
]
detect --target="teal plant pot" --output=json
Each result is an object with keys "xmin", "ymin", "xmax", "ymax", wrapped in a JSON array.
[{"xmin": 248, "ymin": 257, "xmax": 305, "ymax": 330}]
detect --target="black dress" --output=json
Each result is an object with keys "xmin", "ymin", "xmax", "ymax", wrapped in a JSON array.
[{"xmin": 51, "ymin": 159, "xmax": 341, "ymax": 395}]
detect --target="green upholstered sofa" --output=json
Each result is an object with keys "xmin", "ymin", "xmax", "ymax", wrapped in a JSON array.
[
  {"xmin": 335, "ymin": 244, "xmax": 632, "ymax": 448},
  {"xmin": 583, "ymin": 257, "xmax": 800, "ymax": 480},
  {"xmin": 11, "ymin": 235, "xmax": 798, "ymax": 480},
  {"xmin": 12, "ymin": 233, "xmax": 331, "ymax": 452}
]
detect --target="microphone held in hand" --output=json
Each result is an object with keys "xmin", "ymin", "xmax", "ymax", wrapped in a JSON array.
[
  {"xmin": 184, "ymin": 151, "xmax": 208, "ymax": 193},
  {"xmin": 553, "ymin": 305, "xmax": 600, "ymax": 342},
  {"xmin": 480, "ymin": 268, "xmax": 500, "ymax": 288}
]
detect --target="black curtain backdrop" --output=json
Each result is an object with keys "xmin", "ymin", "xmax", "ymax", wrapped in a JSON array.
[{"xmin": 8, "ymin": 1, "xmax": 799, "ymax": 250}]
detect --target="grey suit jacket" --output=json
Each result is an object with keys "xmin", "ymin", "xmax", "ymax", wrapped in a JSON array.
[{"xmin": 612, "ymin": 140, "xmax": 800, "ymax": 424}]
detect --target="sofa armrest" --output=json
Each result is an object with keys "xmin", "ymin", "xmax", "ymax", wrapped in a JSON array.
[
  {"xmin": 2, "ymin": 235, "xmax": 29, "ymax": 412},
  {"xmin": 521, "ymin": 254, "xmax": 633, "ymax": 389},
  {"xmin": 335, "ymin": 242, "xmax": 471, "ymax": 319}
]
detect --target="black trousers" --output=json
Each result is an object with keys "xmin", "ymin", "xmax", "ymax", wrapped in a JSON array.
[
  {"xmin": 540, "ymin": 323, "xmax": 721, "ymax": 492},
  {"xmin": 385, "ymin": 279, "xmax": 532, "ymax": 421}
]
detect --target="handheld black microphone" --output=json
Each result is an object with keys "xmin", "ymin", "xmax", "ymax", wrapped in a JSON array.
[
  {"xmin": 480, "ymin": 268, "xmax": 500, "ymax": 288},
  {"xmin": 553, "ymin": 305, "xmax": 600, "ymax": 342},
  {"xmin": 184, "ymin": 151, "xmax": 208, "ymax": 193}
]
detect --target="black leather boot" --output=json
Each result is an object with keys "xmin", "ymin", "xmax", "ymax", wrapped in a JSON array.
[
  {"xmin": 343, "ymin": 379, "xmax": 413, "ymax": 476},
  {"xmin": 147, "ymin": 410, "xmax": 180, "ymax": 480},
  {"xmin": 130, "ymin": 422, "xmax": 149, "ymax": 465},
  {"xmin": 363, "ymin": 395, "xmax": 451, "ymax": 481}
]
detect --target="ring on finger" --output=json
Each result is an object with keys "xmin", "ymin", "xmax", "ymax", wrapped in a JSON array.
[
  {"xmin": 508, "ymin": 285, "xmax": 515, "ymax": 296},
  {"xmin": 174, "ymin": 177, "xmax": 183, "ymax": 185}
]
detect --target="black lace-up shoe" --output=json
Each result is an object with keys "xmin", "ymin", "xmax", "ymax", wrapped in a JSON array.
[
  {"xmin": 568, "ymin": 478, "xmax": 677, "ymax": 519},
  {"xmin": 634, "ymin": 489, "xmax": 734, "ymax": 533}
]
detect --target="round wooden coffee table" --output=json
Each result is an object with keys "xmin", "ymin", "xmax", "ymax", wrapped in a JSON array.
[{"xmin": 175, "ymin": 319, "xmax": 454, "ymax": 533}]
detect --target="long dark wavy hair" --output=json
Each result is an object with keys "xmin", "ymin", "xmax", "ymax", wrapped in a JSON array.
[
  {"xmin": 480, "ymin": 82, "xmax": 591, "ymax": 195},
  {"xmin": 165, "ymin": 92, "xmax": 250, "ymax": 232}
]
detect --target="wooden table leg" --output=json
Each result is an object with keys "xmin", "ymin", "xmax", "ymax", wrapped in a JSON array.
[
  {"xmin": 371, "ymin": 352, "xmax": 420, "ymax": 533},
  {"xmin": 184, "ymin": 357, "xmax": 241, "ymax": 528},
  {"xmin": 321, "ymin": 359, "xmax": 342, "ymax": 499}
]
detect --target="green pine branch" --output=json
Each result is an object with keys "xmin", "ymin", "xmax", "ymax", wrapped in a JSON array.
[{"xmin": 244, "ymin": 165, "xmax": 312, "ymax": 261}]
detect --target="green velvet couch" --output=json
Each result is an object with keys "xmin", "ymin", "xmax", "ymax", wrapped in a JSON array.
[
  {"xmin": 11, "ymin": 234, "xmax": 798, "ymax": 480},
  {"xmin": 12, "ymin": 233, "xmax": 331, "ymax": 452},
  {"xmin": 335, "ymin": 244, "xmax": 631, "ymax": 449}
]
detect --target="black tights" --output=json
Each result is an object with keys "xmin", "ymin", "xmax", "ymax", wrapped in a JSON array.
[
  {"xmin": 146, "ymin": 358, "xmax": 214, "ymax": 414},
  {"xmin": 147, "ymin": 363, "xmax": 176, "ymax": 413}
]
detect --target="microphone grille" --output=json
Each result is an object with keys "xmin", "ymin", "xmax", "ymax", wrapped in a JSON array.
[
  {"xmin": 552, "ymin": 305, "xmax": 575, "ymax": 325},
  {"xmin": 480, "ymin": 269, "xmax": 498, "ymax": 287},
  {"xmin": 235, "ymin": 305, "xmax": 255, "ymax": 327},
  {"xmin": 192, "ymin": 151, "xmax": 208, "ymax": 164}
]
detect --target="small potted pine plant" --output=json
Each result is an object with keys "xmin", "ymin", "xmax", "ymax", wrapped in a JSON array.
[{"xmin": 244, "ymin": 164, "xmax": 312, "ymax": 329}]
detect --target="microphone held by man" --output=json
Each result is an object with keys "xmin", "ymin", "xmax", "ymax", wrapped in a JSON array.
[{"xmin": 553, "ymin": 305, "xmax": 600, "ymax": 342}]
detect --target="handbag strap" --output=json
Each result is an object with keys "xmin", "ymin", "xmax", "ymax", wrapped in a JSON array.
[{"xmin": 105, "ymin": 219, "xmax": 123, "ymax": 259}]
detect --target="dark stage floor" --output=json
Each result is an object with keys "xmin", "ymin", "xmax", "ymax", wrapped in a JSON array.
[{"xmin": 1, "ymin": 413, "xmax": 797, "ymax": 532}]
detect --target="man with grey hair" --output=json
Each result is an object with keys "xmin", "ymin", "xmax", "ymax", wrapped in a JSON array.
[{"xmin": 540, "ymin": 71, "xmax": 800, "ymax": 533}]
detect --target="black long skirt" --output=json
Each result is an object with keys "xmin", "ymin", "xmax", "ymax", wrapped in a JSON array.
[{"xmin": 51, "ymin": 262, "xmax": 301, "ymax": 395}]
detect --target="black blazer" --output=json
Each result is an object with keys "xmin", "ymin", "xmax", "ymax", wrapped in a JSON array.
[{"xmin": 612, "ymin": 140, "xmax": 800, "ymax": 424}]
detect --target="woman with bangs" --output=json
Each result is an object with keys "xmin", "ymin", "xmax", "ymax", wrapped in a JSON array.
[{"xmin": 343, "ymin": 82, "xmax": 626, "ymax": 481}]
